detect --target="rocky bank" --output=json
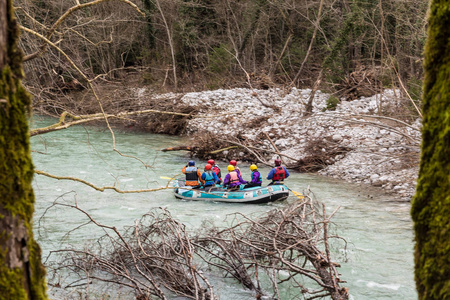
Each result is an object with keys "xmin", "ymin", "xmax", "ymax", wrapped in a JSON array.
[{"xmin": 169, "ymin": 87, "xmax": 420, "ymax": 201}]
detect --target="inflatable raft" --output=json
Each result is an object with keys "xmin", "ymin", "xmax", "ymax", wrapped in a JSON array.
[{"xmin": 174, "ymin": 180, "xmax": 289, "ymax": 204}]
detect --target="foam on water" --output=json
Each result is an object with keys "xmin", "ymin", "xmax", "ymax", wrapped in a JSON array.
[{"xmin": 358, "ymin": 279, "xmax": 402, "ymax": 291}]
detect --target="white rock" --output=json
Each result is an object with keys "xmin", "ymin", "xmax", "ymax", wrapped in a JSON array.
[{"xmin": 332, "ymin": 134, "xmax": 342, "ymax": 141}]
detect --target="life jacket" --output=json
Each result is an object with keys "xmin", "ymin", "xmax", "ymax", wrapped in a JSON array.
[
  {"xmin": 272, "ymin": 166, "xmax": 286, "ymax": 181},
  {"xmin": 228, "ymin": 171, "xmax": 239, "ymax": 185},
  {"xmin": 212, "ymin": 165, "xmax": 221, "ymax": 179},
  {"xmin": 252, "ymin": 171, "xmax": 262, "ymax": 183},
  {"xmin": 185, "ymin": 166, "xmax": 199, "ymax": 185},
  {"xmin": 203, "ymin": 171, "xmax": 215, "ymax": 186}
]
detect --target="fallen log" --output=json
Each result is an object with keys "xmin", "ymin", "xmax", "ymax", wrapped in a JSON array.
[
  {"xmin": 161, "ymin": 145, "xmax": 238, "ymax": 154},
  {"xmin": 161, "ymin": 146, "xmax": 198, "ymax": 152}
]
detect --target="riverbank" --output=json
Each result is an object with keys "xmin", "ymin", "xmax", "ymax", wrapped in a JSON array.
[
  {"xmin": 40, "ymin": 82, "xmax": 421, "ymax": 201},
  {"xmin": 151, "ymin": 87, "xmax": 420, "ymax": 201}
]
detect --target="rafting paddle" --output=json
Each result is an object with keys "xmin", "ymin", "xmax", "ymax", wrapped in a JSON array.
[{"xmin": 285, "ymin": 186, "xmax": 305, "ymax": 200}]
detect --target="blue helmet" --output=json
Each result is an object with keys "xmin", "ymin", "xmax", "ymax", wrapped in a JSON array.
[{"xmin": 188, "ymin": 160, "xmax": 195, "ymax": 166}]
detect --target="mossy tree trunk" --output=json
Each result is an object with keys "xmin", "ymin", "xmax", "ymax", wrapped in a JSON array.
[
  {"xmin": 411, "ymin": 1, "xmax": 450, "ymax": 299},
  {"xmin": 0, "ymin": 0, "xmax": 48, "ymax": 298}
]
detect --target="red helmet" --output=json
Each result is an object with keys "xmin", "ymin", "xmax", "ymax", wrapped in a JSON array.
[
  {"xmin": 230, "ymin": 160, "xmax": 237, "ymax": 166},
  {"xmin": 207, "ymin": 159, "xmax": 215, "ymax": 165},
  {"xmin": 205, "ymin": 164, "xmax": 212, "ymax": 170},
  {"xmin": 275, "ymin": 159, "xmax": 282, "ymax": 166}
]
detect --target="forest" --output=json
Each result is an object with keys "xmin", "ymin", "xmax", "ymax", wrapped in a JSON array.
[{"xmin": 16, "ymin": 0, "xmax": 427, "ymax": 116}]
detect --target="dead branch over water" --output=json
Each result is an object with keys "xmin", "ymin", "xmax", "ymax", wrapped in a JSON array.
[{"xmin": 45, "ymin": 191, "xmax": 348, "ymax": 300}]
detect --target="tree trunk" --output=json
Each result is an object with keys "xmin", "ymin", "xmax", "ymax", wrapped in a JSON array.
[
  {"xmin": 0, "ymin": 0, "xmax": 48, "ymax": 298},
  {"xmin": 411, "ymin": 1, "xmax": 450, "ymax": 299}
]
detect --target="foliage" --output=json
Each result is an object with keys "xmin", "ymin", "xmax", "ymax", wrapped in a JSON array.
[
  {"xmin": 324, "ymin": 95, "xmax": 340, "ymax": 111},
  {"xmin": 208, "ymin": 44, "xmax": 233, "ymax": 74}
]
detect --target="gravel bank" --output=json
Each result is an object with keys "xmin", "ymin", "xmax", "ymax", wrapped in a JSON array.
[{"xmin": 153, "ymin": 87, "xmax": 421, "ymax": 201}]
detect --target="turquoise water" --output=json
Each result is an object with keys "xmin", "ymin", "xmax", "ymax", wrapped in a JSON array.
[{"xmin": 30, "ymin": 115, "xmax": 417, "ymax": 299}]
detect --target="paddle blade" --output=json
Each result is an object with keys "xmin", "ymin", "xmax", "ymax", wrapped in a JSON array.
[{"xmin": 291, "ymin": 190, "xmax": 305, "ymax": 200}]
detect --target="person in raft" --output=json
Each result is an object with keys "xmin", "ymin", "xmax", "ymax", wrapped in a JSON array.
[
  {"xmin": 222, "ymin": 165, "xmax": 247, "ymax": 190},
  {"xmin": 201, "ymin": 163, "xmax": 220, "ymax": 188},
  {"xmin": 229, "ymin": 160, "xmax": 242, "ymax": 177},
  {"xmin": 182, "ymin": 160, "xmax": 205, "ymax": 188},
  {"xmin": 207, "ymin": 159, "xmax": 222, "ymax": 183},
  {"xmin": 267, "ymin": 158, "xmax": 289, "ymax": 185},
  {"xmin": 243, "ymin": 164, "xmax": 262, "ymax": 189}
]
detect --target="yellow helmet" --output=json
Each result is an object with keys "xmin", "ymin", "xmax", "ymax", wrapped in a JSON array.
[
  {"xmin": 250, "ymin": 164, "xmax": 257, "ymax": 171},
  {"xmin": 227, "ymin": 165, "xmax": 235, "ymax": 172}
]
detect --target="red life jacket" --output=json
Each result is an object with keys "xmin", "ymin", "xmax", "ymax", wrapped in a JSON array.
[
  {"xmin": 212, "ymin": 165, "xmax": 221, "ymax": 179},
  {"xmin": 272, "ymin": 166, "xmax": 286, "ymax": 181}
]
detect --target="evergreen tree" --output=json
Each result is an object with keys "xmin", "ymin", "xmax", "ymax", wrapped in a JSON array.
[
  {"xmin": 411, "ymin": 0, "xmax": 450, "ymax": 299},
  {"xmin": 0, "ymin": 0, "xmax": 48, "ymax": 298}
]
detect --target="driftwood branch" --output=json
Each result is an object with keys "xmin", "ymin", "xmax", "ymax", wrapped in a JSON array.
[
  {"xmin": 44, "ymin": 190, "xmax": 348, "ymax": 300},
  {"xmin": 161, "ymin": 146, "xmax": 197, "ymax": 152},
  {"xmin": 30, "ymin": 110, "xmax": 194, "ymax": 137},
  {"xmin": 35, "ymin": 170, "xmax": 172, "ymax": 193},
  {"xmin": 264, "ymin": 132, "xmax": 284, "ymax": 164},
  {"xmin": 160, "ymin": 146, "xmax": 238, "ymax": 154}
]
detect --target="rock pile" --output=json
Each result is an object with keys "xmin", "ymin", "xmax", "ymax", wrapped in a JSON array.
[{"xmin": 156, "ymin": 87, "xmax": 421, "ymax": 201}]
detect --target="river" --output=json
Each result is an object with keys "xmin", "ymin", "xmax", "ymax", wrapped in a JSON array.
[{"xmin": 30, "ymin": 115, "xmax": 417, "ymax": 299}]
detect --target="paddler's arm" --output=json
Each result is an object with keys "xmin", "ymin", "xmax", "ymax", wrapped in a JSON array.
[
  {"xmin": 222, "ymin": 174, "xmax": 230, "ymax": 187},
  {"xmin": 197, "ymin": 169, "xmax": 205, "ymax": 185},
  {"xmin": 238, "ymin": 173, "xmax": 247, "ymax": 184},
  {"xmin": 284, "ymin": 167, "xmax": 290, "ymax": 178}
]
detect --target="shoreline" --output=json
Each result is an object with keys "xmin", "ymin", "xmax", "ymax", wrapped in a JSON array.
[
  {"xmin": 172, "ymin": 87, "xmax": 420, "ymax": 201},
  {"xmin": 36, "ymin": 85, "xmax": 421, "ymax": 201}
]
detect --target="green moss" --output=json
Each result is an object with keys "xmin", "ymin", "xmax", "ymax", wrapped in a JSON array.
[
  {"xmin": 0, "ymin": 261, "xmax": 28, "ymax": 299},
  {"xmin": 0, "ymin": 240, "xmax": 47, "ymax": 299},
  {"xmin": 411, "ymin": 1, "xmax": 450, "ymax": 299},
  {"xmin": 0, "ymin": 68, "xmax": 48, "ymax": 299},
  {"xmin": 0, "ymin": 66, "xmax": 35, "ymax": 223},
  {"xmin": 0, "ymin": 1, "xmax": 48, "ymax": 299}
]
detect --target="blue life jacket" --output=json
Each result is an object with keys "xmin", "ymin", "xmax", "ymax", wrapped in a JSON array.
[
  {"xmin": 252, "ymin": 170, "xmax": 262, "ymax": 183},
  {"xmin": 203, "ymin": 171, "xmax": 215, "ymax": 186}
]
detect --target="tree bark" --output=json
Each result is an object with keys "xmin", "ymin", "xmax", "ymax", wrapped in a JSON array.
[
  {"xmin": 411, "ymin": 1, "xmax": 450, "ymax": 299},
  {"xmin": 0, "ymin": 0, "xmax": 48, "ymax": 298}
]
